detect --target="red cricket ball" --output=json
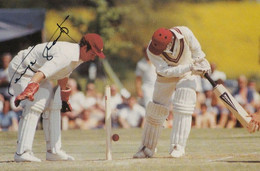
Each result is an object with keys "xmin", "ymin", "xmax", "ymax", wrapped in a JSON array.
[{"xmin": 112, "ymin": 134, "xmax": 119, "ymax": 141}]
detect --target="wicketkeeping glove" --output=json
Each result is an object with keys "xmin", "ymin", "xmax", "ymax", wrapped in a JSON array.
[
  {"xmin": 14, "ymin": 82, "xmax": 40, "ymax": 107},
  {"xmin": 61, "ymin": 101, "xmax": 72, "ymax": 113},
  {"xmin": 60, "ymin": 87, "xmax": 72, "ymax": 112}
]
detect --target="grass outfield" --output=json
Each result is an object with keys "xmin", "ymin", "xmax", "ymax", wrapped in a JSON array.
[{"xmin": 0, "ymin": 128, "xmax": 260, "ymax": 171}]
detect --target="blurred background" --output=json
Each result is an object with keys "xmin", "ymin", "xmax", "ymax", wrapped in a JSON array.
[
  {"xmin": 0, "ymin": 0, "xmax": 259, "ymax": 131},
  {"xmin": 0, "ymin": 0, "xmax": 259, "ymax": 92}
]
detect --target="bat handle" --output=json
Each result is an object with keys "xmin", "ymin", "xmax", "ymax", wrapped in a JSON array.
[{"xmin": 204, "ymin": 73, "xmax": 217, "ymax": 88}]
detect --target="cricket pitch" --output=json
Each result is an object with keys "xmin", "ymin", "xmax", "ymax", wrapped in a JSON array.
[{"xmin": 0, "ymin": 128, "xmax": 260, "ymax": 171}]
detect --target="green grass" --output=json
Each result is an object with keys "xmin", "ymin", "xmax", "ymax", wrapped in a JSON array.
[{"xmin": 1, "ymin": 128, "xmax": 260, "ymax": 171}]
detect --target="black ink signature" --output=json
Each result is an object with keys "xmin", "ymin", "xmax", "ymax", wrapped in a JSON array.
[
  {"xmin": 42, "ymin": 26, "xmax": 69, "ymax": 60},
  {"xmin": 8, "ymin": 15, "xmax": 74, "ymax": 96},
  {"xmin": 42, "ymin": 15, "xmax": 70, "ymax": 61},
  {"xmin": 14, "ymin": 60, "xmax": 37, "ymax": 83}
]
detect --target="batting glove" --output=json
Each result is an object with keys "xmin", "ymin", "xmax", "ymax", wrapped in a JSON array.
[{"xmin": 190, "ymin": 58, "xmax": 211, "ymax": 77}]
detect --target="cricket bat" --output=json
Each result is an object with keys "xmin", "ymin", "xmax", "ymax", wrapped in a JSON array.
[{"xmin": 204, "ymin": 73, "xmax": 251, "ymax": 130}]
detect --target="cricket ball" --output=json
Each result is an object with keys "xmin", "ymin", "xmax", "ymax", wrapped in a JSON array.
[{"xmin": 112, "ymin": 134, "xmax": 119, "ymax": 141}]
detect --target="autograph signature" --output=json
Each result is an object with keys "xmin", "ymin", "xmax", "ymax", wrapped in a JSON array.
[
  {"xmin": 8, "ymin": 15, "xmax": 73, "ymax": 96},
  {"xmin": 14, "ymin": 60, "xmax": 37, "ymax": 83},
  {"xmin": 42, "ymin": 15, "xmax": 70, "ymax": 61}
]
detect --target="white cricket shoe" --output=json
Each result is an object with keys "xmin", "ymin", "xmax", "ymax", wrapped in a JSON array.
[
  {"xmin": 14, "ymin": 151, "xmax": 41, "ymax": 162},
  {"xmin": 169, "ymin": 145, "xmax": 185, "ymax": 158},
  {"xmin": 46, "ymin": 150, "xmax": 75, "ymax": 161}
]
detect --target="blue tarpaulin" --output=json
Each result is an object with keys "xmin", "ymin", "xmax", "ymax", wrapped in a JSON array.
[{"xmin": 0, "ymin": 9, "xmax": 45, "ymax": 42}]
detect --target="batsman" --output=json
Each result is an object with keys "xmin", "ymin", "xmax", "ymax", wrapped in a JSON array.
[
  {"xmin": 134, "ymin": 26, "xmax": 211, "ymax": 158},
  {"xmin": 8, "ymin": 33, "xmax": 105, "ymax": 162}
]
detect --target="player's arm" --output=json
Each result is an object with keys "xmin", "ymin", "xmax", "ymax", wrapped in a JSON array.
[
  {"xmin": 179, "ymin": 26, "xmax": 205, "ymax": 60},
  {"xmin": 58, "ymin": 77, "xmax": 69, "ymax": 90},
  {"xmin": 135, "ymin": 76, "xmax": 143, "ymax": 98},
  {"xmin": 58, "ymin": 77, "xmax": 72, "ymax": 113},
  {"xmin": 31, "ymin": 71, "xmax": 46, "ymax": 83},
  {"xmin": 147, "ymin": 49, "xmax": 191, "ymax": 78}
]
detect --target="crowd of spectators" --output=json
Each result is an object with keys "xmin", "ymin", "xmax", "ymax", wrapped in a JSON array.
[{"xmin": 0, "ymin": 52, "xmax": 259, "ymax": 132}]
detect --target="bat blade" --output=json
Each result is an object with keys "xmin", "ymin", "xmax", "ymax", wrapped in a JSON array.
[{"xmin": 213, "ymin": 84, "xmax": 251, "ymax": 129}]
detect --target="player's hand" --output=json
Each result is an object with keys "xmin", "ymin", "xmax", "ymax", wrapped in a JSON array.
[
  {"xmin": 250, "ymin": 113, "xmax": 260, "ymax": 125},
  {"xmin": 60, "ymin": 87, "xmax": 72, "ymax": 113},
  {"xmin": 190, "ymin": 58, "xmax": 211, "ymax": 77},
  {"xmin": 247, "ymin": 113, "xmax": 260, "ymax": 133},
  {"xmin": 14, "ymin": 82, "xmax": 39, "ymax": 107},
  {"xmin": 247, "ymin": 121, "xmax": 259, "ymax": 133},
  {"xmin": 61, "ymin": 101, "xmax": 72, "ymax": 113}
]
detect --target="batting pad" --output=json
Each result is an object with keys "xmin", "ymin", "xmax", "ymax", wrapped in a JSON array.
[
  {"xmin": 170, "ymin": 113, "xmax": 192, "ymax": 149},
  {"xmin": 16, "ymin": 108, "xmax": 41, "ymax": 154},
  {"xmin": 141, "ymin": 102, "xmax": 168, "ymax": 156},
  {"xmin": 172, "ymin": 88, "xmax": 196, "ymax": 115},
  {"xmin": 43, "ymin": 87, "xmax": 62, "ymax": 153}
]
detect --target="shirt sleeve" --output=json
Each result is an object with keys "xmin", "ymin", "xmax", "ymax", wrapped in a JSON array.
[
  {"xmin": 147, "ymin": 48, "xmax": 191, "ymax": 78},
  {"xmin": 135, "ymin": 61, "xmax": 143, "ymax": 77},
  {"xmin": 179, "ymin": 26, "xmax": 206, "ymax": 59}
]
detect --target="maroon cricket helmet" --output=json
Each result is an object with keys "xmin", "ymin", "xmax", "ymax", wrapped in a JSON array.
[
  {"xmin": 148, "ymin": 28, "xmax": 173, "ymax": 55},
  {"xmin": 83, "ymin": 33, "xmax": 105, "ymax": 58}
]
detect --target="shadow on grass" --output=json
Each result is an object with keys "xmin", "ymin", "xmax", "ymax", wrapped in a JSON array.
[
  {"xmin": 0, "ymin": 160, "xmax": 15, "ymax": 163},
  {"xmin": 220, "ymin": 161, "xmax": 260, "ymax": 163},
  {"xmin": 0, "ymin": 157, "xmax": 137, "ymax": 163}
]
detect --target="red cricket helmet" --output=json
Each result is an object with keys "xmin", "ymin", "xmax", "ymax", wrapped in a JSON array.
[
  {"xmin": 148, "ymin": 28, "xmax": 173, "ymax": 55},
  {"xmin": 83, "ymin": 33, "xmax": 105, "ymax": 58}
]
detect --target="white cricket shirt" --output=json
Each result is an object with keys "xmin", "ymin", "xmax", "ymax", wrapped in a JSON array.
[{"xmin": 11, "ymin": 41, "xmax": 83, "ymax": 80}]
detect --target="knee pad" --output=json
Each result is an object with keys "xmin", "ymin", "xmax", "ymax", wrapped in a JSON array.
[{"xmin": 172, "ymin": 88, "xmax": 196, "ymax": 115}]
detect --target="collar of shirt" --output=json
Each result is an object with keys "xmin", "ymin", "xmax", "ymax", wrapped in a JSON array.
[
  {"xmin": 163, "ymin": 29, "xmax": 183, "ymax": 55},
  {"xmin": 169, "ymin": 29, "xmax": 184, "ymax": 40}
]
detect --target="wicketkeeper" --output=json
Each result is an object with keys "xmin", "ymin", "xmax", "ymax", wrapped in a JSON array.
[
  {"xmin": 133, "ymin": 26, "xmax": 211, "ymax": 158},
  {"xmin": 8, "ymin": 33, "xmax": 105, "ymax": 162}
]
